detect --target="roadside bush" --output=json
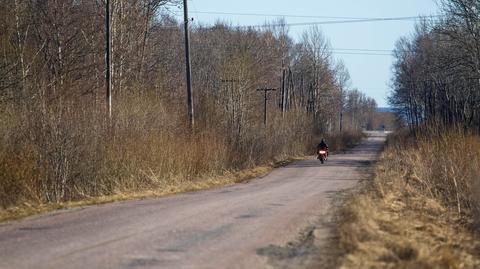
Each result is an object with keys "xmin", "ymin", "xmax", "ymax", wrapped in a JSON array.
[
  {"xmin": 0, "ymin": 93, "xmax": 361, "ymax": 210},
  {"xmin": 384, "ymin": 131, "xmax": 480, "ymax": 220},
  {"xmin": 338, "ymin": 130, "xmax": 480, "ymax": 269},
  {"xmin": 326, "ymin": 131, "xmax": 364, "ymax": 152}
]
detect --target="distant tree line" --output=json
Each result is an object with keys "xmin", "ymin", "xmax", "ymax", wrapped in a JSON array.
[{"xmin": 390, "ymin": 0, "xmax": 480, "ymax": 132}]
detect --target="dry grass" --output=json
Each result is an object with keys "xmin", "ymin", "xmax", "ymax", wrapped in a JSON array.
[
  {"xmin": 0, "ymin": 162, "xmax": 279, "ymax": 222},
  {"xmin": 337, "ymin": 131, "xmax": 480, "ymax": 269},
  {"xmin": 326, "ymin": 131, "xmax": 365, "ymax": 153},
  {"xmin": 2, "ymin": 92, "xmax": 363, "ymax": 222}
]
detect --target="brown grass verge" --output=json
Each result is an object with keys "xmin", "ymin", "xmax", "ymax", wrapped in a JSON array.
[
  {"xmin": 0, "ymin": 94, "xmax": 364, "ymax": 223},
  {"xmin": 1, "ymin": 93, "xmax": 366, "ymax": 211},
  {"xmin": 0, "ymin": 157, "xmax": 304, "ymax": 223},
  {"xmin": 336, "ymin": 132, "xmax": 480, "ymax": 269},
  {"xmin": 1, "ymin": 130, "xmax": 363, "ymax": 223}
]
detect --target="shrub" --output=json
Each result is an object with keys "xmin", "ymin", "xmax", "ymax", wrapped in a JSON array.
[
  {"xmin": 1, "ymin": 93, "xmax": 360, "ymax": 209},
  {"xmin": 383, "ymin": 131, "xmax": 480, "ymax": 224}
]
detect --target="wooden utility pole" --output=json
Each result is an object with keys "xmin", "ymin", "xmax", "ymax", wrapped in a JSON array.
[
  {"xmin": 281, "ymin": 68, "xmax": 286, "ymax": 117},
  {"xmin": 340, "ymin": 89, "xmax": 345, "ymax": 132},
  {"xmin": 340, "ymin": 111, "xmax": 344, "ymax": 131},
  {"xmin": 105, "ymin": 0, "xmax": 112, "ymax": 117},
  {"xmin": 183, "ymin": 0, "xmax": 194, "ymax": 128},
  {"xmin": 257, "ymin": 88, "xmax": 276, "ymax": 126},
  {"xmin": 287, "ymin": 68, "xmax": 294, "ymax": 109}
]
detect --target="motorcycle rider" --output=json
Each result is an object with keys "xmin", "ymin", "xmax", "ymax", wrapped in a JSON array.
[{"xmin": 317, "ymin": 139, "xmax": 329, "ymax": 157}]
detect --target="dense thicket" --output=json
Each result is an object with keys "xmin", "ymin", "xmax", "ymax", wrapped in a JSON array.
[
  {"xmin": 389, "ymin": 0, "xmax": 480, "ymax": 234},
  {"xmin": 0, "ymin": 0, "xmax": 376, "ymax": 206},
  {"xmin": 390, "ymin": 0, "xmax": 480, "ymax": 132}
]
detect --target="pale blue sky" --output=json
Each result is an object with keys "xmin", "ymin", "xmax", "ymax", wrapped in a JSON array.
[{"xmin": 172, "ymin": 0, "xmax": 441, "ymax": 107}]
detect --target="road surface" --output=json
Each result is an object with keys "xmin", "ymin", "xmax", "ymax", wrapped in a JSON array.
[{"xmin": 0, "ymin": 132, "xmax": 386, "ymax": 269}]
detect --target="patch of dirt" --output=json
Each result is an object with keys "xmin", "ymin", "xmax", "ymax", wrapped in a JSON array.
[{"xmin": 257, "ymin": 190, "xmax": 354, "ymax": 269}]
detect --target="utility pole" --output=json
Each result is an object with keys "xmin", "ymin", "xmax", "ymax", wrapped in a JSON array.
[
  {"xmin": 340, "ymin": 111, "xmax": 343, "ymax": 132},
  {"xmin": 339, "ymin": 88, "xmax": 344, "ymax": 132},
  {"xmin": 105, "ymin": 0, "xmax": 112, "ymax": 118},
  {"xmin": 287, "ymin": 68, "xmax": 294, "ymax": 108},
  {"xmin": 257, "ymin": 88, "xmax": 276, "ymax": 126},
  {"xmin": 280, "ymin": 68, "xmax": 287, "ymax": 118},
  {"xmin": 183, "ymin": 0, "xmax": 194, "ymax": 128}
]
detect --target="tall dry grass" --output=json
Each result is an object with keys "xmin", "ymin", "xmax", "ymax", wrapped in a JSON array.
[
  {"xmin": 0, "ymin": 93, "xmax": 358, "ymax": 212},
  {"xmin": 337, "ymin": 130, "xmax": 480, "ymax": 269},
  {"xmin": 326, "ymin": 131, "xmax": 364, "ymax": 153},
  {"xmin": 383, "ymin": 130, "xmax": 480, "ymax": 222}
]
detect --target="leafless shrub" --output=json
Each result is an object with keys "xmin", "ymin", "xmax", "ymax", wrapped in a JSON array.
[
  {"xmin": 381, "ymin": 131, "xmax": 480, "ymax": 227},
  {"xmin": 337, "ymin": 131, "xmax": 480, "ymax": 268},
  {"xmin": 1, "ymin": 91, "xmax": 364, "ymax": 209}
]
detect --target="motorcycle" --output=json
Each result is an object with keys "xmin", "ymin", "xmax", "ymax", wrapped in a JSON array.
[{"xmin": 317, "ymin": 148, "xmax": 328, "ymax": 164}]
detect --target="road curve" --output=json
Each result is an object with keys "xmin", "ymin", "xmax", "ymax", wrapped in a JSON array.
[{"xmin": 0, "ymin": 132, "xmax": 386, "ymax": 269}]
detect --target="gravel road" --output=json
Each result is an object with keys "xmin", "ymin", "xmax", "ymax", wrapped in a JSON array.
[{"xmin": 0, "ymin": 131, "xmax": 386, "ymax": 269}]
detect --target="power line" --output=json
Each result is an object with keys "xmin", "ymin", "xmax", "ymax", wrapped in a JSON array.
[
  {"xmin": 182, "ymin": 10, "xmax": 442, "ymax": 21},
  {"xmin": 239, "ymin": 16, "xmax": 442, "ymax": 28},
  {"xmin": 159, "ymin": 16, "xmax": 441, "ymax": 29},
  {"xmin": 153, "ymin": 24, "xmax": 402, "ymax": 56},
  {"xmin": 146, "ymin": 29, "xmax": 401, "ymax": 55},
  {"xmin": 162, "ymin": 17, "xmax": 440, "ymax": 29},
  {"xmin": 189, "ymin": 11, "xmax": 379, "ymax": 20}
]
